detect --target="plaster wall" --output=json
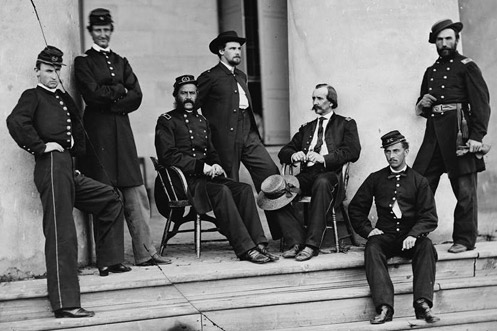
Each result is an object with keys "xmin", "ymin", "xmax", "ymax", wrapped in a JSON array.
[
  {"xmin": 287, "ymin": 0, "xmax": 464, "ymax": 243},
  {"xmin": 0, "ymin": 0, "xmax": 87, "ymax": 280}
]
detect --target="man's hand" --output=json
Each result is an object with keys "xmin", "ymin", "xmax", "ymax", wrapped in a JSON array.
[
  {"xmin": 402, "ymin": 236, "xmax": 417, "ymax": 251},
  {"xmin": 211, "ymin": 164, "xmax": 225, "ymax": 178},
  {"xmin": 291, "ymin": 151, "xmax": 306, "ymax": 163},
  {"xmin": 203, "ymin": 164, "xmax": 213, "ymax": 177},
  {"xmin": 416, "ymin": 94, "xmax": 437, "ymax": 109},
  {"xmin": 368, "ymin": 228, "xmax": 384, "ymax": 238},
  {"xmin": 306, "ymin": 151, "xmax": 324, "ymax": 164},
  {"xmin": 467, "ymin": 139, "xmax": 483, "ymax": 153},
  {"xmin": 44, "ymin": 142, "xmax": 64, "ymax": 153}
]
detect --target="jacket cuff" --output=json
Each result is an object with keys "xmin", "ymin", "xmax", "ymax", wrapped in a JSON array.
[{"xmin": 195, "ymin": 160, "xmax": 205, "ymax": 175}]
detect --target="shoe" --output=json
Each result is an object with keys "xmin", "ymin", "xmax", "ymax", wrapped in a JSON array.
[
  {"xmin": 240, "ymin": 248, "xmax": 271, "ymax": 264},
  {"xmin": 295, "ymin": 246, "xmax": 318, "ymax": 262},
  {"xmin": 414, "ymin": 299, "xmax": 440, "ymax": 323},
  {"xmin": 370, "ymin": 305, "xmax": 393, "ymax": 324},
  {"xmin": 257, "ymin": 244, "xmax": 279, "ymax": 261},
  {"xmin": 282, "ymin": 244, "xmax": 302, "ymax": 258},
  {"xmin": 448, "ymin": 243, "xmax": 468, "ymax": 253},
  {"xmin": 54, "ymin": 307, "xmax": 95, "ymax": 318},
  {"xmin": 99, "ymin": 263, "xmax": 132, "ymax": 276},
  {"xmin": 137, "ymin": 253, "xmax": 172, "ymax": 266}
]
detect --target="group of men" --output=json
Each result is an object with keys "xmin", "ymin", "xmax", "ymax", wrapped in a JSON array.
[{"xmin": 7, "ymin": 6, "xmax": 490, "ymax": 326}]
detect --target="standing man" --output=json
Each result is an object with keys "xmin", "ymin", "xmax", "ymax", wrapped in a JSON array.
[
  {"xmin": 74, "ymin": 8, "xmax": 169, "ymax": 266},
  {"xmin": 259, "ymin": 84, "xmax": 361, "ymax": 261},
  {"xmin": 7, "ymin": 46, "xmax": 130, "ymax": 318},
  {"xmin": 349, "ymin": 131, "xmax": 439, "ymax": 324},
  {"xmin": 155, "ymin": 75, "xmax": 278, "ymax": 264},
  {"xmin": 413, "ymin": 19, "xmax": 491, "ymax": 253},
  {"xmin": 196, "ymin": 31, "xmax": 296, "ymax": 241}
]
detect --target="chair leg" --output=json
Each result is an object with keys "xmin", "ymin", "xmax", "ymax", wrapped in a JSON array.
[
  {"xmin": 194, "ymin": 213, "xmax": 201, "ymax": 258},
  {"xmin": 160, "ymin": 209, "xmax": 175, "ymax": 256},
  {"xmin": 332, "ymin": 208, "xmax": 340, "ymax": 253},
  {"xmin": 340, "ymin": 203, "xmax": 358, "ymax": 246}
]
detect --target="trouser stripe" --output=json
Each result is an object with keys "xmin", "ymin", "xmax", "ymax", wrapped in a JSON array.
[{"xmin": 50, "ymin": 153, "xmax": 63, "ymax": 306}]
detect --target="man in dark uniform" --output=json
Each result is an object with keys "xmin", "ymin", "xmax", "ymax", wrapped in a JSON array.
[
  {"xmin": 349, "ymin": 131, "xmax": 439, "ymax": 325},
  {"xmin": 197, "ymin": 31, "xmax": 298, "ymax": 242},
  {"xmin": 74, "ymin": 8, "xmax": 169, "ymax": 266},
  {"xmin": 413, "ymin": 19, "xmax": 491, "ymax": 254},
  {"xmin": 155, "ymin": 75, "xmax": 278, "ymax": 264},
  {"xmin": 259, "ymin": 84, "xmax": 361, "ymax": 261},
  {"xmin": 6, "ymin": 46, "xmax": 130, "ymax": 318}
]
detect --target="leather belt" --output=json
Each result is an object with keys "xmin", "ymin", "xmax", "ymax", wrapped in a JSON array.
[{"xmin": 432, "ymin": 103, "xmax": 459, "ymax": 114}]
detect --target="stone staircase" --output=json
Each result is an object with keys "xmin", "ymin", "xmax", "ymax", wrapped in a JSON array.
[{"xmin": 1, "ymin": 242, "xmax": 496, "ymax": 331}]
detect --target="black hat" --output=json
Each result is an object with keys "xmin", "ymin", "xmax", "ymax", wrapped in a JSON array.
[
  {"xmin": 89, "ymin": 8, "xmax": 113, "ymax": 26},
  {"xmin": 173, "ymin": 75, "xmax": 197, "ymax": 96},
  {"xmin": 429, "ymin": 19, "xmax": 463, "ymax": 44},
  {"xmin": 36, "ymin": 46, "xmax": 65, "ymax": 66},
  {"xmin": 381, "ymin": 130, "xmax": 406, "ymax": 149},
  {"xmin": 257, "ymin": 175, "xmax": 300, "ymax": 211},
  {"xmin": 209, "ymin": 31, "xmax": 246, "ymax": 54}
]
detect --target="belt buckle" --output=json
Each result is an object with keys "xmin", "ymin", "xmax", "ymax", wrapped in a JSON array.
[{"xmin": 432, "ymin": 105, "xmax": 442, "ymax": 113}]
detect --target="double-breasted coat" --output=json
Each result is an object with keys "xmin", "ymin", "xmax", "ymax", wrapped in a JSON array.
[{"xmin": 74, "ymin": 48, "xmax": 143, "ymax": 187}]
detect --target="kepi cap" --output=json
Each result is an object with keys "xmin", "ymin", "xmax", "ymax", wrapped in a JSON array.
[
  {"xmin": 381, "ymin": 130, "xmax": 406, "ymax": 149},
  {"xmin": 36, "ymin": 46, "xmax": 65, "ymax": 66},
  {"xmin": 257, "ymin": 175, "xmax": 300, "ymax": 211},
  {"xmin": 89, "ymin": 8, "xmax": 113, "ymax": 26},
  {"xmin": 173, "ymin": 74, "xmax": 197, "ymax": 96},
  {"xmin": 209, "ymin": 31, "xmax": 246, "ymax": 54},
  {"xmin": 429, "ymin": 19, "xmax": 463, "ymax": 43}
]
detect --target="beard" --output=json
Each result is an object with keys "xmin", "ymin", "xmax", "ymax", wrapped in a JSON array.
[{"xmin": 437, "ymin": 44, "xmax": 457, "ymax": 58}]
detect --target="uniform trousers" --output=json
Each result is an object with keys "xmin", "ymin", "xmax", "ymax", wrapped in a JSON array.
[
  {"xmin": 34, "ymin": 151, "xmax": 124, "ymax": 311},
  {"xmin": 229, "ymin": 108, "xmax": 300, "ymax": 240},
  {"xmin": 120, "ymin": 185, "xmax": 157, "ymax": 263},
  {"xmin": 190, "ymin": 177, "xmax": 267, "ymax": 256},
  {"xmin": 365, "ymin": 234, "xmax": 438, "ymax": 313},
  {"xmin": 422, "ymin": 143, "xmax": 478, "ymax": 249}
]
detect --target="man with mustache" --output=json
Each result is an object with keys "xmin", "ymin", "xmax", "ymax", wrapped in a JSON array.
[
  {"xmin": 74, "ymin": 9, "xmax": 169, "ymax": 266},
  {"xmin": 7, "ymin": 46, "xmax": 129, "ymax": 318},
  {"xmin": 154, "ymin": 75, "xmax": 277, "ymax": 264},
  {"xmin": 349, "ymin": 131, "xmax": 439, "ymax": 325},
  {"xmin": 413, "ymin": 19, "xmax": 491, "ymax": 253},
  {"xmin": 259, "ymin": 84, "xmax": 360, "ymax": 261},
  {"xmin": 196, "ymin": 31, "xmax": 301, "ymax": 253}
]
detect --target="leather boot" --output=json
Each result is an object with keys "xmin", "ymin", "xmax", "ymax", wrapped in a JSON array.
[
  {"xmin": 414, "ymin": 298, "xmax": 440, "ymax": 323},
  {"xmin": 370, "ymin": 305, "xmax": 393, "ymax": 324}
]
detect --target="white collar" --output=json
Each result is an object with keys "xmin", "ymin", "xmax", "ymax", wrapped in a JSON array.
[
  {"xmin": 37, "ymin": 83, "xmax": 57, "ymax": 93},
  {"xmin": 390, "ymin": 165, "xmax": 407, "ymax": 173},
  {"xmin": 317, "ymin": 111, "xmax": 334, "ymax": 121},
  {"xmin": 92, "ymin": 44, "xmax": 111, "ymax": 53},
  {"xmin": 220, "ymin": 61, "xmax": 235, "ymax": 73}
]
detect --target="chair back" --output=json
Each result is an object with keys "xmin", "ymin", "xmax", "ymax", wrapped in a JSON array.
[{"xmin": 150, "ymin": 157, "xmax": 190, "ymax": 218}]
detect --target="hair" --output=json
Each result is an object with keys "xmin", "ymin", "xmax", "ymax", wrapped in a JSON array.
[
  {"xmin": 401, "ymin": 141, "xmax": 410, "ymax": 150},
  {"xmin": 315, "ymin": 83, "xmax": 338, "ymax": 109},
  {"xmin": 87, "ymin": 23, "xmax": 114, "ymax": 33}
]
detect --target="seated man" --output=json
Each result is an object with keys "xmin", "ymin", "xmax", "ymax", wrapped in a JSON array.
[
  {"xmin": 259, "ymin": 84, "xmax": 360, "ymax": 261},
  {"xmin": 154, "ymin": 75, "xmax": 278, "ymax": 264},
  {"xmin": 348, "ymin": 130, "xmax": 440, "ymax": 324},
  {"xmin": 6, "ymin": 46, "xmax": 130, "ymax": 318}
]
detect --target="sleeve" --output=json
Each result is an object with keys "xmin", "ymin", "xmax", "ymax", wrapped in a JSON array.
[
  {"xmin": 278, "ymin": 126, "xmax": 305, "ymax": 164},
  {"xmin": 74, "ymin": 55, "xmax": 127, "ymax": 107},
  {"xmin": 196, "ymin": 71, "xmax": 213, "ymax": 112},
  {"xmin": 465, "ymin": 62, "xmax": 491, "ymax": 142},
  {"xmin": 155, "ymin": 117, "xmax": 204, "ymax": 175},
  {"xmin": 348, "ymin": 174, "xmax": 375, "ymax": 239},
  {"xmin": 110, "ymin": 57, "xmax": 143, "ymax": 114},
  {"xmin": 323, "ymin": 119, "xmax": 361, "ymax": 170},
  {"xmin": 416, "ymin": 68, "xmax": 431, "ymax": 118},
  {"xmin": 407, "ymin": 176, "xmax": 438, "ymax": 237},
  {"xmin": 205, "ymin": 121, "xmax": 222, "ymax": 166},
  {"xmin": 6, "ymin": 90, "xmax": 46, "ymax": 155}
]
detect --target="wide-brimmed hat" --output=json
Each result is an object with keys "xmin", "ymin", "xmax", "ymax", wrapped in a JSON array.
[
  {"xmin": 429, "ymin": 19, "xmax": 463, "ymax": 43},
  {"xmin": 257, "ymin": 175, "xmax": 300, "ymax": 211},
  {"xmin": 36, "ymin": 46, "xmax": 66, "ymax": 66},
  {"xmin": 380, "ymin": 130, "xmax": 406, "ymax": 149},
  {"xmin": 209, "ymin": 31, "xmax": 246, "ymax": 54}
]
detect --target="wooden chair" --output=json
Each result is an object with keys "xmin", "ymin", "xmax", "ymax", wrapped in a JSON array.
[
  {"xmin": 150, "ymin": 157, "xmax": 220, "ymax": 258},
  {"xmin": 281, "ymin": 162, "xmax": 357, "ymax": 253}
]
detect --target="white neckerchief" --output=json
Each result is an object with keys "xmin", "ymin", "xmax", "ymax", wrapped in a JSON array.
[{"xmin": 220, "ymin": 61, "xmax": 249, "ymax": 109}]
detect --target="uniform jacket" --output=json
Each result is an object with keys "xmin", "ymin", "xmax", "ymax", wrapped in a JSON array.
[
  {"xmin": 413, "ymin": 51, "xmax": 490, "ymax": 178},
  {"xmin": 278, "ymin": 113, "xmax": 361, "ymax": 172},
  {"xmin": 74, "ymin": 48, "xmax": 143, "ymax": 187},
  {"xmin": 349, "ymin": 166, "xmax": 438, "ymax": 240},
  {"xmin": 155, "ymin": 108, "xmax": 224, "ymax": 214},
  {"xmin": 7, "ymin": 86, "xmax": 85, "ymax": 157},
  {"xmin": 196, "ymin": 62, "xmax": 259, "ymax": 172}
]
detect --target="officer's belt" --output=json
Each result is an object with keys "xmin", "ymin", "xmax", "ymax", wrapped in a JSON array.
[{"xmin": 432, "ymin": 103, "xmax": 460, "ymax": 114}]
